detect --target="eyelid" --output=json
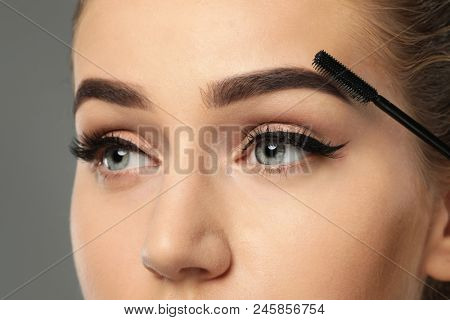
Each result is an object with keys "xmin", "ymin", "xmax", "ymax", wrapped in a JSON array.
[
  {"xmin": 233, "ymin": 122, "xmax": 348, "ymax": 168},
  {"xmin": 84, "ymin": 131, "xmax": 161, "ymax": 185},
  {"xmin": 102, "ymin": 131, "xmax": 154, "ymax": 155},
  {"xmin": 70, "ymin": 130, "xmax": 159, "ymax": 165},
  {"xmin": 95, "ymin": 133, "xmax": 162, "ymax": 174},
  {"xmin": 240, "ymin": 123, "xmax": 324, "ymax": 151}
]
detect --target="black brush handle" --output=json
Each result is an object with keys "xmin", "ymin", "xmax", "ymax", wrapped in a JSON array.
[{"xmin": 373, "ymin": 95, "xmax": 449, "ymax": 159}]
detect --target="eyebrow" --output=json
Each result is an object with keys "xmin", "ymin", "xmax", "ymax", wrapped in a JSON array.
[
  {"xmin": 73, "ymin": 78, "xmax": 151, "ymax": 114},
  {"xmin": 73, "ymin": 67, "xmax": 351, "ymax": 114},
  {"xmin": 201, "ymin": 67, "xmax": 351, "ymax": 108}
]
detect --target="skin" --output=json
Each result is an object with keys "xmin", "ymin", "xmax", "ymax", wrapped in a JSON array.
[{"xmin": 71, "ymin": 0, "xmax": 450, "ymax": 299}]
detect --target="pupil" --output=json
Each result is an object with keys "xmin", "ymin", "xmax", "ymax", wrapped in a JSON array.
[
  {"xmin": 112, "ymin": 149, "xmax": 127, "ymax": 163},
  {"xmin": 254, "ymin": 136, "xmax": 287, "ymax": 165},
  {"xmin": 264, "ymin": 143, "xmax": 278, "ymax": 157}
]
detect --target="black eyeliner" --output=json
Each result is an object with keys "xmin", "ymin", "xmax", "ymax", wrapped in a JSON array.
[
  {"xmin": 242, "ymin": 125, "xmax": 347, "ymax": 158},
  {"xmin": 69, "ymin": 133, "xmax": 140, "ymax": 162},
  {"xmin": 255, "ymin": 131, "xmax": 347, "ymax": 158}
]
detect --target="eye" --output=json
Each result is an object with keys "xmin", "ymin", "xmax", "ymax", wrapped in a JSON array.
[
  {"xmin": 102, "ymin": 147, "xmax": 149, "ymax": 171},
  {"xmin": 70, "ymin": 131, "xmax": 161, "ymax": 180},
  {"xmin": 254, "ymin": 134, "xmax": 307, "ymax": 165},
  {"xmin": 239, "ymin": 123, "xmax": 347, "ymax": 175}
]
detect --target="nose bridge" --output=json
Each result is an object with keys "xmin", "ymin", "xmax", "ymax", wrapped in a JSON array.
[
  {"xmin": 142, "ymin": 172, "xmax": 231, "ymax": 282},
  {"xmin": 167, "ymin": 124, "xmax": 221, "ymax": 175}
]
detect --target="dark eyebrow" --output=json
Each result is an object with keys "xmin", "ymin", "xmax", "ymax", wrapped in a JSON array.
[
  {"xmin": 74, "ymin": 67, "xmax": 351, "ymax": 114},
  {"xmin": 200, "ymin": 67, "xmax": 351, "ymax": 108},
  {"xmin": 73, "ymin": 78, "xmax": 152, "ymax": 114}
]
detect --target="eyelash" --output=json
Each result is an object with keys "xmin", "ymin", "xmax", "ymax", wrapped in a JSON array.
[
  {"xmin": 239, "ymin": 124, "xmax": 347, "ymax": 175},
  {"xmin": 241, "ymin": 124, "xmax": 345, "ymax": 156},
  {"xmin": 69, "ymin": 124, "xmax": 347, "ymax": 178},
  {"xmin": 69, "ymin": 131, "xmax": 143, "ymax": 164}
]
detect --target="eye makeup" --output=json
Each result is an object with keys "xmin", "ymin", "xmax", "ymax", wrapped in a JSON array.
[
  {"xmin": 70, "ymin": 130, "xmax": 160, "ymax": 183},
  {"xmin": 70, "ymin": 122, "xmax": 348, "ymax": 182},
  {"xmin": 70, "ymin": 131, "xmax": 142, "ymax": 163},
  {"xmin": 237, "ymin": 123, "xmax": 348, "ymax": 175},
  {"xmin": 241, "ymin": 123, "xmax": 346, "ymax": 156}
]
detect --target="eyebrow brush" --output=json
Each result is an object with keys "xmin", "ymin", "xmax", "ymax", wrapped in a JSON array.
[{"xmin": 312, "ymin": 50, "xmax": 450, "ymax": 159}]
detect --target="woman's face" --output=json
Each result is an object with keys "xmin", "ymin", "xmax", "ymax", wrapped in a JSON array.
[{"xmin": 71, "ymin": 0, "xmax": 435, "ymax": 299}]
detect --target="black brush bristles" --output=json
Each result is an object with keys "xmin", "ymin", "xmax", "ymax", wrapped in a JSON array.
[
  {"xmin": 312, "ymin": 50, "xmax": 378, "ymax": 104},
  {"xmin": 312, "ymin": 50, "xmax": 450, "ymax": 159}
]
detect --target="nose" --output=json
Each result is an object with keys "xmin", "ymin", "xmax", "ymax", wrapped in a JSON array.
[{"xmin": 141, "ymin": 174, "xmax": 232, "ymax": 282}]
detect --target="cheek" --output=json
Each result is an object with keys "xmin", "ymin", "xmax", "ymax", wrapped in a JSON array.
[
  {"xmin": 69, "ymin": 165, "xmax": 163, "ymax": 298},
  {"xmin": 243, "ymin": 149, "xmax": 428, "ymax": 298},
  {"xmin": 309, "ymin": 152, "xmax": 428, "ymax": 297}
]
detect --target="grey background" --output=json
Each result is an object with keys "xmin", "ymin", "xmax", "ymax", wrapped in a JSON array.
[{"xmin": 0, "ymin": 0, "xmax": 82, "ymax": 299}]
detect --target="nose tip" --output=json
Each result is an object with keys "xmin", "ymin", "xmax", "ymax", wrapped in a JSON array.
[{"xmin": 141, "ymin": 232, "xmax": 232, "ymax": 282}]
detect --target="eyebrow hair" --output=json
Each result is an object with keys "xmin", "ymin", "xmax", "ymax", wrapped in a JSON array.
[
  {"xmin": 73, "ymin": 67, "xmax": 351, "ymax": 114},
  {"xmin": 73, "ymin": 78, "xmax": 151, "ymax": 114},
  {"xmin": 200, "ymin": 67, "xmax": 351, "ymax": 108}
]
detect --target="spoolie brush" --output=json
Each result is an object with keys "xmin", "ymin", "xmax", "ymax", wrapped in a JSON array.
[{"xmin": 312, "ymin": 50, "xmax": 449, "ymax": 159}]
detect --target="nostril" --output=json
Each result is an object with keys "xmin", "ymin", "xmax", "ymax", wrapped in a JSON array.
[{"xmin": 179, "ymin": 267, "xmax": 209, "ymax": 278}]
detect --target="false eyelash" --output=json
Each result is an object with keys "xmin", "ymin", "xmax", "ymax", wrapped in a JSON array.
[
  {"xmin": 69, "ymin": 131, "xmax": 141, "ymax": 163},
  {"xmin": 242, "ymin": 124, "xmax": 348, "ymax": 158}
]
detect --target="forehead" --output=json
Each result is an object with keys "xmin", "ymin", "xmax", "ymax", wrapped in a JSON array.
[{"xmin": 73, "ymin": 0, "xmax": 366, "ymax": 102}]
